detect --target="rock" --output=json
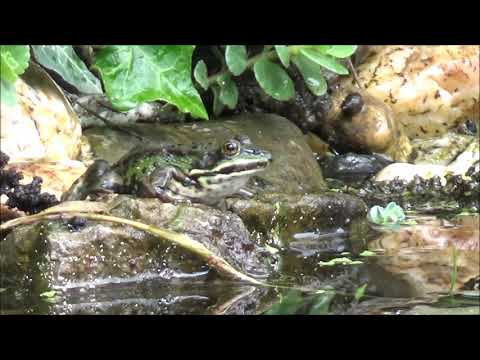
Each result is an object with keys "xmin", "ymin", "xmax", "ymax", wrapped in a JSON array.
[
  {"xmin": 353, "ymin": 45, "xmax": 479, "ymax": 139},
  {"xmin": 375, "ymin": 139, "xmax": 479, "ymax": 183},
  {"xmin": 0, "ymin": 196, "xmax": 275, "ymax": 289},
  {"xmin": 375, "ymin": 163, "xmax": 450, "ymax": 184},
  {"xmin": 0, "ymin": 63, "xmax": 83, "ymax": 162},
  {"xmin": 227, "ymin": 192, "xmax": 367, "ymax": 245},
  {"xmin": 321, "ymin": 153, "xmax": 393, "ymax": 182}
]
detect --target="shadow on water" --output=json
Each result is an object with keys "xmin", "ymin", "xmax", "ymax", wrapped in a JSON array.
[{"xmin": 1, "ymin": 214, "xmax": 479, "ymax": 315}]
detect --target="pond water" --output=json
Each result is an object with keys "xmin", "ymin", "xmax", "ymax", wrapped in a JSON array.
[{"xmin": 1, "ymin": 213, "xmax": 478, "ymax": 315}]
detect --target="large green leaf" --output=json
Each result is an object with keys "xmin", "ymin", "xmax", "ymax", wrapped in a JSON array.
[
  {"xmin": 253, "ymin": 57, "xmax": 294, "ymax": 101},
  {"xmin": 293, "ymin": 54, "xmax": 327, "ymax": 96},
  {"xmin": 299, "ymin": 48, "xmax": 349, "ymax": 75},
  {"xmin": 93, "ymin": 45, "xmax": 208, "ymax": 120},
  {"xmin": 0, "ymin": 45, "xmax": 30, "ymax": 83},
  {"xmin": 31, "ymin": 45, "xmax": 103, "ymax": 94},
  {"xmin": 326, "ymin": 45, "xmax": 358, "ymax": 58},
  {"xmin": 225, "ymin": 45, "xmax": 247, "ymax": 76},
  {"xmin": 0, "ymin": 79, "xmax": 16, "ymax": 106},
  {"xmin": 274, "ymin": 45, "xmax": 290, "ymax": 67}
]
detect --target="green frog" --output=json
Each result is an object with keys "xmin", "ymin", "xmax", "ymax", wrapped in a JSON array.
[{"xmin": 62, "ymin": 135, "xmax": 272, "ymax": 207}]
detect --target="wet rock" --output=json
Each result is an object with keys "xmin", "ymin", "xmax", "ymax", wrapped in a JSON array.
[
  {"xmin": 0, "ymin": 196, "xmax": 275, "ymax": 289},
  {"xmin": 321, "ymin": 153, "xmax": 393, "ymax": 182},
  {"xmin": 227, "ymin": 192, "xmax": 368, "ymax": 246}
]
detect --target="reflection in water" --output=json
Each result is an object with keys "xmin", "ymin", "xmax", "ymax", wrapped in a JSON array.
[{"xmin": 365, "ymin": 215, "xmax": 479, "ymax": 298}]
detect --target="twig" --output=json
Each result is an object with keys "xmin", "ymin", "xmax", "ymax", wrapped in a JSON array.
[{"xmin": 347, "ymin": 59, "xmax": 363, "ymax": 89}]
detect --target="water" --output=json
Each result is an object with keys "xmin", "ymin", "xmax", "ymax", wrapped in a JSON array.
[{"xmin": 1, "ymin": 214, "xmax": 478, "ymax": 315}]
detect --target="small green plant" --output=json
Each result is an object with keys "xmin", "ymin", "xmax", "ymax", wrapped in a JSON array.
[
  {"xmin": 194, "ymin": 45, "xmax": 357, "ymax": 116},
  {"xmin": 368, "ymin": 202, "xmax": 407, "ymax": 225}
]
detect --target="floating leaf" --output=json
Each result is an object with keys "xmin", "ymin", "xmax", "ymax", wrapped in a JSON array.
[
  {"xmin": 31, "ymin": 45, "xmax": 103, "ymax": 94},
  {"xmin": 299, "ymin": 48, "xmax": 349, "ymax": 75},
  {"xmin": 225, "ymin": 45, "xmax": 247, "ymax": 76},
  {"xmin": 93, "ymin": 45, "xmax": 208, "ymax": 120},
  {"xmin": 217, "ymin": 73, "xmax": 238, "ymax": 109},
  {"xmin": 359, "ymin": 250, "xmax": 376, "ymax": 257},
  {"xmin": 275, "ymin": 45, "xmax": 290, "ymax": 67},
  {"xmin": 0, "ymin": 45, "xmax": 30, "ymax": 83},
  {"xmin": 326, "ymin": 45, "xmax": 358, "ymax": 58},
  {"xmin": 253, "ymin": 57, "xmax": 294, "ymax": 101},
  {"xmin": 318, "ymin": 257, "xmax": 363, "ymax": 266},
  {"xmin": 193, "ymin": 60, "xmax": 209, "ymax": 91},
  {"xmin": 293, "ymin": 54, "xmax": 328, "ymax": 96},
  {"xmin": 368, "ymin": 202, "xmax": 406, "ymax": 225},
  {"xmin": 354, "ymin": 284, "xmax": 368, "ymax": 301},
  {"xmin": 40, "ymin": 290, "xmax": 57, "ymax": 298}
]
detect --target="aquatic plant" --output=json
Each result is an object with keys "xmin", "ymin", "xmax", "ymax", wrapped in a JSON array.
[{"xmin": 368, "ymin": 202, "xmax": 406, "ymax": 225}]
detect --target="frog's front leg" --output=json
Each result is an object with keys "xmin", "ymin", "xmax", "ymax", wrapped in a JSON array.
[{"xmin": 137, "ymin": 166, "xmax": 195, "ymax": 204}]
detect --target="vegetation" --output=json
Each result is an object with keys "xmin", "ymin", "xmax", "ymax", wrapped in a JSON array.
[{"xmin": 1, "ymin": 45, "xmax": 357, "ymax": 119}]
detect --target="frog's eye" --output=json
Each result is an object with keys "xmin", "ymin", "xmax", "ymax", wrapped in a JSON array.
[{"xmin": 223, "ymin": 140, "xmax": 241, "ymax": 157}]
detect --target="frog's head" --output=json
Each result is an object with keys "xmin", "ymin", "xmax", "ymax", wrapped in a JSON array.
[{"xmin": 189, "ymin": 136, "xmax": 272, "ymax": 191}]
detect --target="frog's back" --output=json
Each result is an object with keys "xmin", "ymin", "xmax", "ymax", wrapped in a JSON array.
[{"xmin": 113, "ymin": 146, "xmax": 197, "ymax": 186}]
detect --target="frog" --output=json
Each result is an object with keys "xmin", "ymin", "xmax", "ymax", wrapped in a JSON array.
[{"xmin": 62, "ymin": 135, "xmax": 272, "ymax": 207}]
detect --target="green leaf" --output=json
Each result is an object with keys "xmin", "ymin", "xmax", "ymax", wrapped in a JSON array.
[
  {"xmin": 326, "ymin": 45, "xmax": 357, "ymax": 58},
  {"xmin": 318, "ymin": 257, "xmax": 363, "ymax": 266},
  {"xmin": 368, "ymin": 202, "xmax": 406, "ymax": 225},
  {"xmin": 0, "ymin": 79, "xmax": 16, "ymax": 106},
  {"xmin": 299, "ymin": 48, "xmax": 349, "ymax": 75},
  {"xmin": 264, "ymin": 290, "xmax": 305, "ymax": 315},
  {"xmin": 193, "ymin": 60, "xmax": 209, "ymax": 91},
  {"xmin": 225, "ymin": 45, "xmax": 247, "ymax": 76},
  {"xmin": 31, "ymin": 45, "xmax": 103, "ymax": 94},
  {"xmin": 0, "ymin": 45, "xmax": 30, "ymax": 83},
  {"xmin": 275, "ymin": 45, "xmax": 290, "ymax": 67},
  {"xmin": 354, "ymin": 284, "xmax": 368, "ymax": 301},
  {"xmin": 253, "ymin": 57, "xmax": 294, "ymax": 101},
  {"xmin": 211, "ymin": 84, "xmax": 224, "ymax": 117},
  {"xmin": 93, "ymin": 45, "xmax": 208, "ymax": 120},
  {"xmin": 217, "ymin": 73, "xmax": 238, "ymax": 110},
  {"xmin": 359, "ymin": 250, "xmax": 376, "ymax": 257},
  {"xmin": 308, "ymin": 291, "xmax": 335, "ymax": 315},
  {"xmin": 40, "ymin": 290, "xmax": 57, "ymax": 298},
  {"xmin": 292, "ymin": 54, "xmax": 328, "ymax": 96}
]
